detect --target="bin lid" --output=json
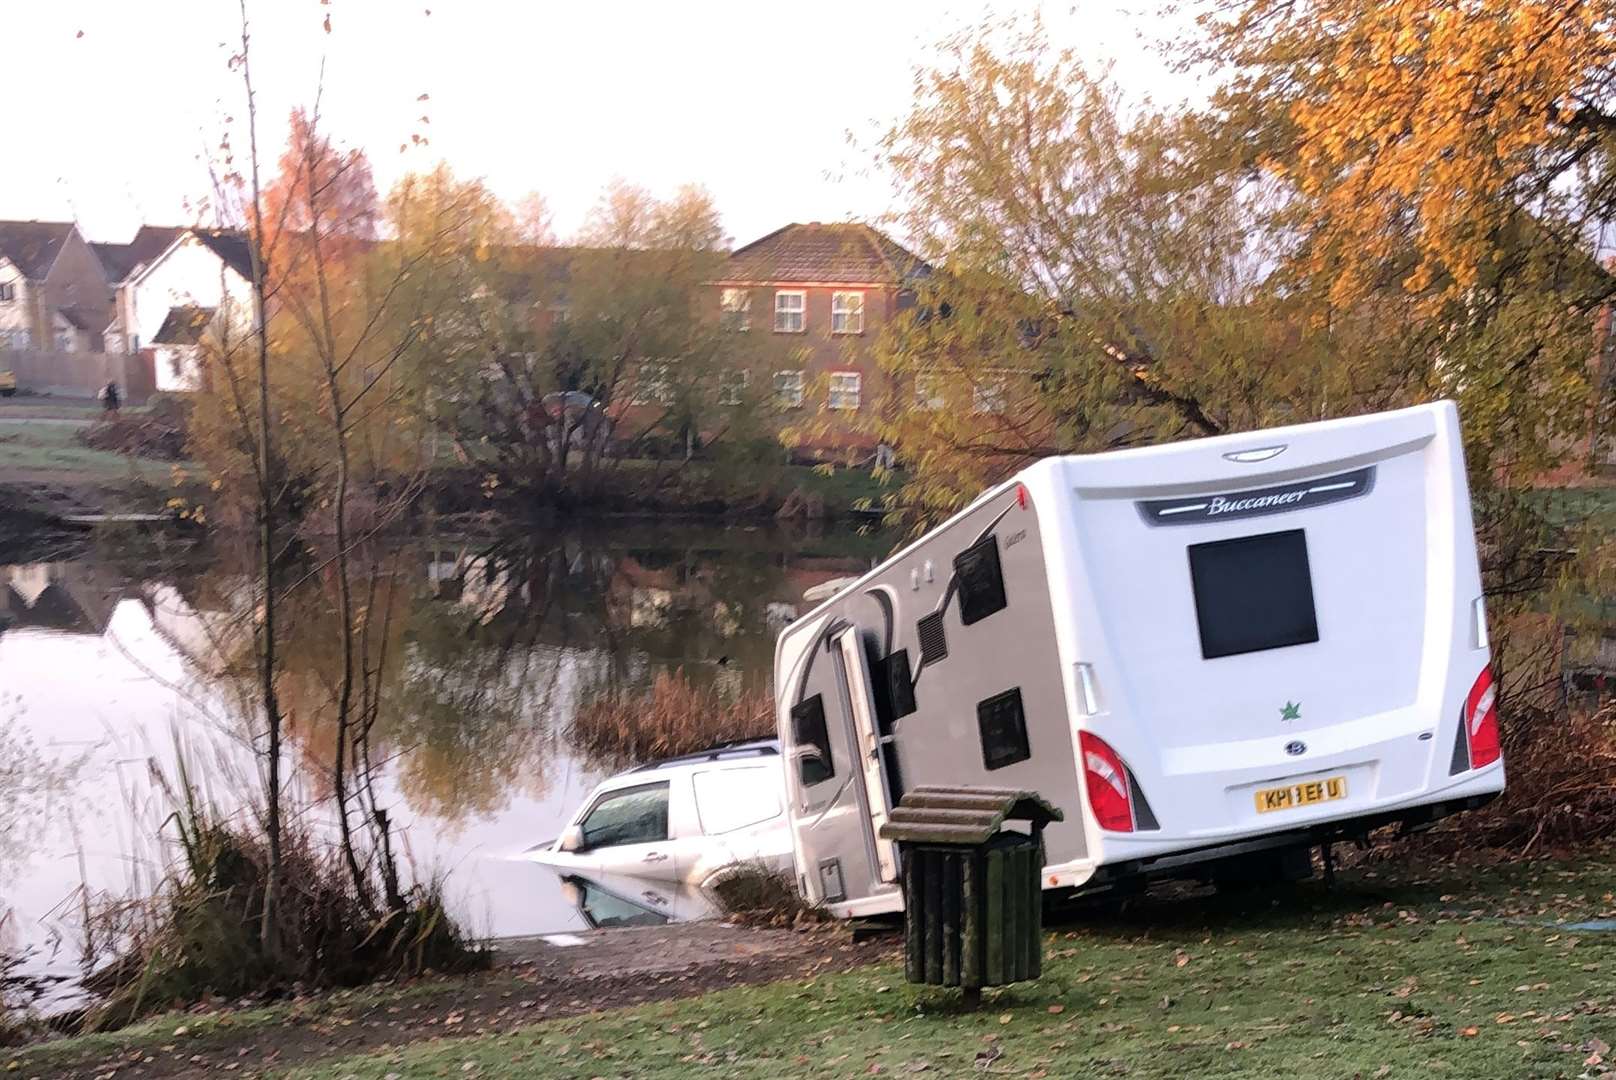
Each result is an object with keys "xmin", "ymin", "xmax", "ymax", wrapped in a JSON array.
[{"xmin": 878, "ymin": 785, "xmax": 1064, "ymax": 845}]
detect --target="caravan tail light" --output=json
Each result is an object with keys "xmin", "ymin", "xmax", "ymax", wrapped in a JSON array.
[
  {"xmin": 1464, "ymin": 665, "xmax": 1500, "ymax": 768},
  {"xmin": 1080, "ymin": 731, "xmax": 1134, "ymax": 832}
]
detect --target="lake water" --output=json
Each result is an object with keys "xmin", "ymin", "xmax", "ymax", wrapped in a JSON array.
[{"xmin": 0, "ymin": 518, "xmax": 891, "ymax": 998}]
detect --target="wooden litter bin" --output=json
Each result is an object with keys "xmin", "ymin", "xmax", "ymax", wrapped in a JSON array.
[{"xmin": 878, "ymin": 786, "xmax": 1062, "ymax": 1006}]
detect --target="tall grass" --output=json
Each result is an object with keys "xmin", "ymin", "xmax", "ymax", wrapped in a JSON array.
[
  {"xmin": 570, "ymin": 669, "xmax": 774, "ymax": 769},
  {"xmin": 77, "ymin": 741, "xmax": 486, "ymax": 1032}
]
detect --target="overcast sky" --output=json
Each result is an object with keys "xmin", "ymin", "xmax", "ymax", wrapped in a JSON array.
[{"xmin": 4, "ymin": 1, "xmax": 1192, "ymax": 247}]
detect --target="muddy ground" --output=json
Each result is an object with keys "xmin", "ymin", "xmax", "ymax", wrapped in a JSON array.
[{"xmin": 12, "ymin": 924, "xmax": 896, "ymax": 1079}]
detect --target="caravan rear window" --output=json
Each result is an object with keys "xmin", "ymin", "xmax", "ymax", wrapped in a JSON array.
[{"xmin": 1188, "ymin": 529, "xmax": 1320, "ymax": 659}]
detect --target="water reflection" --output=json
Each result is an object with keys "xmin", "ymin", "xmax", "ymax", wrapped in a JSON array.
[{"xmin": 0, "ymin": 520, "xmax": 885, "ymax": 990}]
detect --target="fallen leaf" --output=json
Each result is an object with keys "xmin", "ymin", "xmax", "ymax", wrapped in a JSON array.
[
  {"xmin": 999, "ymin": 1013, "xmax": 1013, "ymax": 1025},
  {"xmin": 1461, "ymin": 1027, "xmax": 1480, "ymax": 1038},
  {"xmin": 1373, "ymin": 1067, "xmax": 1391, "ymax": 1078},
  {"xmin": 1047, "ymin": 1004, "xmax": 1065, "ymax": 1015}
]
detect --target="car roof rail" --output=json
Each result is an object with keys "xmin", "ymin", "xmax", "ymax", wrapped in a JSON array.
[{"xmin": 631, "ymin": 737, "xmax": 781, "ymax": 773}]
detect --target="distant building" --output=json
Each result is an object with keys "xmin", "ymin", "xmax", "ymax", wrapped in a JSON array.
[
  {"xmin": 710, "ymin": 222, "xmax": 931, "ymax": 457},
  {"xmin": 0, "ymin": 220, "xmax": 117, "ymax": 354},
  {"xmin": 94, "ymin": 226, "xmax": 255, "ymax": 392}
]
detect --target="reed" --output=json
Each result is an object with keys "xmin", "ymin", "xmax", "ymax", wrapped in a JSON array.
[{"xmin": 569, "ymin": 669, "xmax": 774, "ymax": 769}]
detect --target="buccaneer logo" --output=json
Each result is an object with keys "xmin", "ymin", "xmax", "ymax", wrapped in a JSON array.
[
  {"xmin": 1280, "ymin": 701, "xmax": 1301, "ymax": 722},
  {"xmin": 1137, "ymin": 466, "xmax": 1376, "ymax": 527}
]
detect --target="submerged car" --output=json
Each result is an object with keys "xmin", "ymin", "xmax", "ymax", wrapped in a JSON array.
[{"xmin": 523, "ymin": 739, "xmax": 793, "ymax": 897}]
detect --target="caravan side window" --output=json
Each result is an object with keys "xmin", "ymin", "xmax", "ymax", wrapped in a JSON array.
[
  {"xmin": 791, "ymin": 695, "xmax": 835, "ymax": 786},
  {"xmin": 871, "ymin": 648, "xmax": 917, "ymax": 728},
  {"xmin": 977, "ymin": 688, "xmax": 1031, "ymax": 770},
  {"xmin": 954, "ymin": 535, "xmax": 1008, "ymax": 625}
]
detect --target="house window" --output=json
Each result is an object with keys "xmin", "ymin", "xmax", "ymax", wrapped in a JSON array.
[
  {"xmin": 774, "ymin": 291, "xmax": 806, "ymax": 333},
  {"xmin": 831, "ymin": 291, "xmax": 864, "ymax": 334},
  {"xmin": 631, "ymin": 361, "xmax": 674, "ymax": 406},
  {"xmin": 774, "ymin": 369, "xmax": 805, "ymax": 409},
  {"xmin": 720, "ymin": 288, "xmax": 751, "ymax": 332},
  {"xmin": 914, "ymin": 373, "xmax": 944, "ymax": 411},
  {"xmin": 828, "ymin": 371, "xmax": 862, "ymax": 411},
  {"xmin": 0, "ymin": 282, "xmax": 15, "ymax": 303},
  {"xmin": 973, "ymin": 378, "xmax": 1008, "ymax": 414},
  {"xmin": 0, "ymin": 329, "xmax": 27, "ymax": 350},
  {"xmin": 56, "ymin": 328, "xmax": 76, "ymax": 353},
  {"xmin": 717, "ymin": 369, "xmax": 749, "ymax": 406}
]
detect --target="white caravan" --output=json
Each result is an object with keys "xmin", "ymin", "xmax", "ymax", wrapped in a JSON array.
[{"xmin": 775, "ymin": 402, "xmax": 1504, "ymax": 918}]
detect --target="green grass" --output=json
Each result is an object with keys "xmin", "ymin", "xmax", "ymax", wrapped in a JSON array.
[
  {"xmin": 0, "ymin": 417, "xmax": 179, "ymax": 483},
  {"xmin": 279, "ymin": 855, "xmax": 1616, "ymax": 1080},
  {"xmin": 8, "ymin": 855, "xmax": 1615, "ymax": 1078}
]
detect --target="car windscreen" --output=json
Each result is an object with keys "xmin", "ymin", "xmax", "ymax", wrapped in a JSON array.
[{"xmin": 1188, "ymin": 529, "xmax": 1320, "ymax": 660}]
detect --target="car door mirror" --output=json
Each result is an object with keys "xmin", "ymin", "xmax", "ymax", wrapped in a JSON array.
[{"xmin": 557, "ymin": 825, "xmax": 584, "ymax": 853}]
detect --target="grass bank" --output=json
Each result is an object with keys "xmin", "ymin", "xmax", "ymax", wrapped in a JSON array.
[{"xmin": 10, "ymin": 851, "xmax": 1615, "ymax": 1079}]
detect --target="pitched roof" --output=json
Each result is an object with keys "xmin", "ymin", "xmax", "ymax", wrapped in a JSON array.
[
  {"xmin": 721, "ymin": 223, "xmax": 930, "ymax": 286},
  {"xmin": 193, "ymin": 230, "xmax": 255, "ymax": 280},
  {"xmin": 0, "ymin": 221, "xmax": 75, "ymax": 280},
  {"xmin": 99, "ymin": 226, "xmax": 255, "ymax": 284},
  {"xmin": 57, "ymin": 305, "xmax": 112, "ymax": 333},
  {"xmin": 152, "ymin": 305, "xmax": 216, "ymax": 346}
]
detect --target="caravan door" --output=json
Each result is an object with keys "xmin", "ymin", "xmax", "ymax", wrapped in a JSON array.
[
  {"xmin": 781, "ymin": 617, "xmax": 900, "ymax": 910},
  {"xmin": 832, "ymin": 626, "xmax": 898, "ymax": 884}
]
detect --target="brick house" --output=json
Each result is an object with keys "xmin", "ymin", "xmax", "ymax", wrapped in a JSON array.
[
  {"xmin": 709, "ymin": 222, "xmax": 931, "ymax": 457},
  {"xmin": 0, "ymin": 220, "xmax": 118, "ymax": 354}
]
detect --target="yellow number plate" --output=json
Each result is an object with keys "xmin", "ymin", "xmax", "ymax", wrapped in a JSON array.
[{"xmin": 1254, "ymin": 776, "xmax": 1347, "ymax": 814}]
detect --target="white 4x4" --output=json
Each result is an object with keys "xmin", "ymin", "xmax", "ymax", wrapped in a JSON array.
[{"xmin": 526, "ymin": 740, "xmax": 793, "ymax": 894}]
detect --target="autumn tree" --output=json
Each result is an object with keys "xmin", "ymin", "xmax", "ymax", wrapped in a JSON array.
[
  {"xmin": 419, "ymin": 176, "xmax": 784, "ymax": 500},
  {"xmin": 869, "ymin": 19, "xmax": 1366, "ymax": 522},
  {"xmin": 1189, "ymin": 0, "xmax": 1614, "ymax": 477}
]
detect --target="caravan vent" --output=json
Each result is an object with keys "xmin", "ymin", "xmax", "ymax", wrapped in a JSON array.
[{"xmin": 917, "ymin": 612, "xmax": 948, "ymax": 665}]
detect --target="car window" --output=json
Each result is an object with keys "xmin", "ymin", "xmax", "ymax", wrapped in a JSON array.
[
  {"xmin": 693, "ymin": 766, "xmax": 782, "ymax": 835},
  {"xmin": 578, "ymin": 782, "xmax": 669, "ymax": 850},
  {"xmin": 574, "ymin": 879, "xmax": 668, "ymax": 929}
]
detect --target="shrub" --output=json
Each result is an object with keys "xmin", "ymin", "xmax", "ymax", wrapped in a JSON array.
[
  {"xmin": 708, "ymin": 862, "xmax": 825, "ymax": 927},
  {"xmin": 1457, "ymin": 702, "xmax": 1616, "ymax": 852},
  {"xmin": 569, "ymin": 669, "xmax": 774, "ymax": 769},
  {"xmin": 79, "ymin": 771, "xmax": 486, "ymax": 1032}
]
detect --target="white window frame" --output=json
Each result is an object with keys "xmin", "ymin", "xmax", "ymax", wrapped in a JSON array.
[
  {"xmin": 831, "ymin": 291, "xmax": 864, "ymax": 335},
  {"xmin": 828, "ymin": 370, "xmax": 862, "ymax": 411},
  {"xmin": 720, "ymin": 288, "xmax": 751, "ymax": 332},
  {"xmin": 631, "ymin": 361, "xmax": 675, "ymax": 406},
  {"xmin": 972, "ymin": 377, "xmax": 1008, "ymax": 415},
  {"xmin": 717, "ymin": 369, "xmax": 749, "ymax": 406},
  {"xmin": 0, "ymin": 282, "xmax": 15, "ymax": 303},
  {"xmin": 914, "ymin": 373, "xmax": 944, "ymax": 411},
  {"xmin": 774, "ymin": 290, "xmax": 806, "ymax": 334},
  {"xmin": 773, "ymin": 369, "xmax": 806, "ymax": 409}
]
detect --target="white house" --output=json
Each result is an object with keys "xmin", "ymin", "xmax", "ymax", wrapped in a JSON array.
[{"xmin": 96, "ymin": 226, "xmax": 255, "ymax": 392}]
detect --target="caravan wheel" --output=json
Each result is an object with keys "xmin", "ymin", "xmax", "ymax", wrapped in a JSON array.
[{"xmin": 1206, "ymin": 846, "xmax": 1315, "ymax": 894}]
